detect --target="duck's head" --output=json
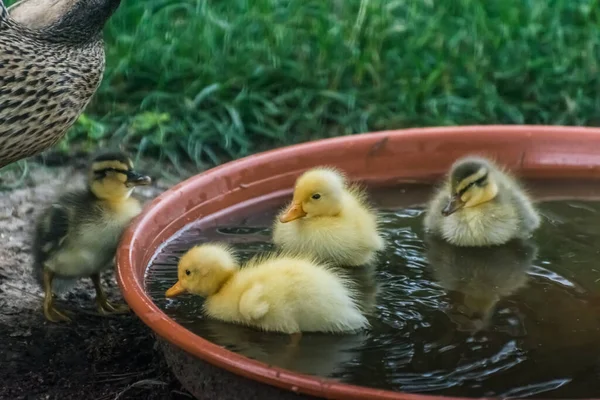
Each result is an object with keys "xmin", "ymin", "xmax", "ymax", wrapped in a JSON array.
[
  {"xmin": 9, "ymin": 0, "xmax": 121, "ymax": 44},
  {"xmin": 279, "ymin": 167, "xmax": 346, "ymax": 223},
  {"xmin": 89, "ymin": 151, "xmax": 151, "ymax": 201},
  {"xmin": 165, "ymin": 244, "xmax": 239, "ymax": 298},
  {"xmin": 442, "ymin": 157, "xmax": 499, "ymax": 216}
]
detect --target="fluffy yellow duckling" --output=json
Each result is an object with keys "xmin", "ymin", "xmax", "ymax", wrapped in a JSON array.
[
  {"xmin": 272, "ymin": 167, "xmax": 385, "ymax": 267},
  {"xmin": 424, "ymin": 156, "xmax": 541, "ymax": 246},
  {"xmin": 165, "ymin": 243, "xmax": 369, "ymax": 334},
  {"xmin": 32, "ymin": 151, "xmax": 151, "ymax": 322}
]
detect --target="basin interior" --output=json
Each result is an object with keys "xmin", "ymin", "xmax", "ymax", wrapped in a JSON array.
[{"xmin": 145, "ymin": 179, "xmax": 600, "ymax": 399}]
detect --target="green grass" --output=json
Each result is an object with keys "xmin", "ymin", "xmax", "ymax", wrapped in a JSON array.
[{"xmin": 8, "ymin": 0, "xmax": 600, "ymax": 169}]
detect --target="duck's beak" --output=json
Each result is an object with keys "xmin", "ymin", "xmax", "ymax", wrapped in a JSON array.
[
  {"xmin": 441, "ymin": 194, "xmax": 464, "ymax": 216},
  {"xmin": 279, "ymin": 202, "xmax": 307, "ymax": 223},
  {"xmin": 165, "ymin": 281, "xmax": 186, "ymax": 298},
  {"xmin": 125, "ymin": 171, "xmax": 152, "ymax": 187}
]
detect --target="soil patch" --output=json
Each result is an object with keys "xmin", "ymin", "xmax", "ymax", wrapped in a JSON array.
[{"xmin": 0, "ymin": 163, "xmax": 192, "ymax": 400}]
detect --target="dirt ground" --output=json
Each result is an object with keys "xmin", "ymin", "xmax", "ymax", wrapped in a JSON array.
[{"xmin": 0, "ymin": 161, "xmax": 193, "ymax": 400}]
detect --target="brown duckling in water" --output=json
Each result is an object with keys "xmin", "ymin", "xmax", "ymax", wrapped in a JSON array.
[
  {"xmin": 424, "ymin": 156, "xmax": 541, "ymax": 246},
  {"xmin": 0, "ymin": 0, "xmax": 121, "ymax": 168},
  {"xmin": 32, "ymin": 151, "xmax": 151, "ymax": 322}
]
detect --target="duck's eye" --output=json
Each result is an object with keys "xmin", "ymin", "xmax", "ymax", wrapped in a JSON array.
[
  {"xmin": 185, "ymin": 269, "xmax": 191, "ymax": 276},
  {"xmin": 93, "ymin": 170, "xmax": 107, "ymax": 180},
  {"xmin": 311, "ymin": 193, "xmax": 321, "ymax": 200},
  {"xmin": 474, "ymin": 176, "xmax": 488, "ymax": 187}
]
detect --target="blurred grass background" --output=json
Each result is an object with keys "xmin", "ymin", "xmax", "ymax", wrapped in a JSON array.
[{"xmin": 6, "ymin": 0, "xmax": 600, "ymax": 171}]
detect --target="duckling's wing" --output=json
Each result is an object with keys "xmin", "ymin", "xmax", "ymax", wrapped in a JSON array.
[
  {"xmin": 239, "ymin": 284, "xmax": 269, "ymax": 321},
  {"xmin": 502, "ymin": 178, "xmax": 541, "ymax": 232},
  {"xmin": 37, "ymin": 204, "xmax": 71, "ymax": 258}
]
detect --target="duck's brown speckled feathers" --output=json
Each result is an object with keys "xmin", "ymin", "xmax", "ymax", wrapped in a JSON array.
[{"xmin": 0, "ymin": 0, "xmax": 121, "ymax": 168}]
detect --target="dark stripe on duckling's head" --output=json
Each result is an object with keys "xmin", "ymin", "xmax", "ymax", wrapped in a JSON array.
[
  {"xmin": 449, "ymin": 156, "xmax": 494, "ymax": 192},
  {"xmin": 455, "ymin": 167, "xmax": 488, "ymax": 196},
  {"xmin": 89, "ymin": 151, "xmax": 151, "ymax": 187},
  {"xmin": 92, "ymin": 151, "xmax": 133, "ymax": 168},
  {"xmin": 90, "ymin": 151, "xmax": 133, "ymax": 179}
]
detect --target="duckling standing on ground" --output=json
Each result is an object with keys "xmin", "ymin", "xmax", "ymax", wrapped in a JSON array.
[
  {"xmin": 0, "ymin": 0, "xmax": 121, "ymax": 168},
  {"xmin": 272, "ymin": 167, "xmax": 385, "ymax": 267},
  {"xmin": 32, "ymin": 151, "xmax": 151, "ymax": 322},
  {"xmin": 165, "ymin": 243, "xmax": 369, "ymax": 335},
  {"xmin": 424, "ymin": 156, "xmax": 541, "ymax": 246}
]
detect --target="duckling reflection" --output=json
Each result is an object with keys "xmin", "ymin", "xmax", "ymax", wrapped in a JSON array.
[
  {"xmin": 202, "ymin": 320, "xmax": 369, "ymax": 377},
  {"xmin": 334, "ymin": 263, "xmax": 380, "ymax": 316},
  {"xmin": 196, "ymin": 264, "xmax": 377, "ymax": 377},
  {"xmin": 425, "ymin": 235, "xmax": 538, "ymax": 333}
]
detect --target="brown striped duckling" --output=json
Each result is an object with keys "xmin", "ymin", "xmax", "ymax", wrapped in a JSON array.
[
  {"xmin": 32, "ymin": 151, "xmax": 151, "ymax": 322},
  {"xmin": 424, "ymin": 156, "xmax": 541, "ymax": 246}
]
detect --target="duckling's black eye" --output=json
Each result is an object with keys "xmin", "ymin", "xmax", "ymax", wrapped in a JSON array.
[
  {"xmin": 185, "ymin": 269, "xmax": 191, "ymax": 276},
  {"xmin": 457, "ymin": 174, "xmax": 488, "ymax": 196},
  {"xmin": 311, "ymin": 194, "xmax": 321, "ymax": 200},
  {"xmin": 474, "ymin": 176, "xmax": 488, "ymax": 187},
  {"xmin": 93, "ymin": 167, "xmax": 130, "ymax": 180},
  {"xmin": 93, "ymin": 170, "xmax": 108, "ymax": 180}
]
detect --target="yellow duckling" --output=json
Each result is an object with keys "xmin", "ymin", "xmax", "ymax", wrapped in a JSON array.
[
  {"xmin": 165, "ymin": 243, "xmax": 369, "ymax": 334},
  {"xmin": 32, "ymin": 151, "xmax": 151, "ymax": 322},
  {"xmin": 424, "ymin": 156, "xmax": 541, "ymax": 246},
  {"xmin": 272, "ymin": 167, "xmax": 385, "ymax": 267}
]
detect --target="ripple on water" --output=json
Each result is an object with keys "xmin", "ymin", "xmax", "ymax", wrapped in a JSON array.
[{"xmin": 145, "ymin": 188, "xmax": 600, "ymax": 398}]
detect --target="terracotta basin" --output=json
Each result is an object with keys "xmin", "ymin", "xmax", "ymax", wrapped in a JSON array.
[{"xmin": 116, "ymin": 125, "xmax": 600, "ymax": 400}]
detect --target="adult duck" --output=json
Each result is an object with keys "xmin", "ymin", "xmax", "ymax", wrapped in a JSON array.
[{"xmin": 0, "ymin": 0, "xmax": 121, "ymax": 168}]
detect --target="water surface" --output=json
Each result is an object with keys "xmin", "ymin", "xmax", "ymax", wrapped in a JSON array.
[{"xmin": 146, "ymin": 183, "xmax": 600, "ymax": 398}]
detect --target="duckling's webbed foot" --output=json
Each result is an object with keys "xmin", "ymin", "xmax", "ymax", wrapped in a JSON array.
[
  {"xmin": 44, "ymin": 304, "xmax": 72, "ymax": 323},
  {"xmin": 91, "ymin": 274, "xmax": 130, "ymax": 315},
  {"xmin": 43, "ymin": 269, "xmax": 71, "ymax": 323},
  {"xmin": 97, "ymin": 298, "xmax": 130, "ymax": 315}
]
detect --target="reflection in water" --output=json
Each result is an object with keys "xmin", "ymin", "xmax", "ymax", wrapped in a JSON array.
[
  {"xmin": 200, "ymin": 315, "xmax": 370, "ymax": 378},
  {"xmin": 146, "ymin": 188, "xmax": 600, "ymax": 398},
  {"xmin": 341, "ymin": 264, "xmax": 380, "ymax": 316},
  {"xmin": 425, "ymin": 236, "xmax": 537, "ymax": 333}
]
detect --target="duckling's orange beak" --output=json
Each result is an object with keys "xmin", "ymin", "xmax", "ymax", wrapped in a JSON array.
[
  {"xmin": 442, "ymin": 194, "xmax": 464, "ymax": 216},
  {"xmin": 279, "ymin": 202, "xmax": 307, "ymax": 223},
  {"xmin": 165, "ymin": 281, "xmax": 186, "ymax": 298}
]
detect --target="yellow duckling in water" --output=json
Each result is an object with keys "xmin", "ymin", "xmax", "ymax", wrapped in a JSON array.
[
  {"xmin": 424, "ymin": 156, "xmax": 541, "ymax": 246},
  {"xmin": 165, "ymin": 243, "xmax": 369, "ymax": 334},
  {"xmin": 32, "ymin": 151, "xmax": 151, "ymax": 322},
  {"xmin": 272, "ymin": 167, "xmax": 385, "ymax": 267}
]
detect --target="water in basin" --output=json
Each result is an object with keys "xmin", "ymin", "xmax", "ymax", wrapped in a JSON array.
[{"xmin": 145, "ymin": 182, "xmax": 600, "ymax": 398}]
